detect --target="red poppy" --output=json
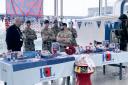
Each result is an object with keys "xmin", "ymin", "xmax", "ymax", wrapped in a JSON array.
[
  {"xmin": 65, "ymin": 45, "xmax": 76, "ymax": 55},
  {"xmin": 44, "ymin": 67, "xmax": 51, "ymax": 77},
  {"xmin": 106, "ymin": 53, "xmax": 111, "ymax": 61}
]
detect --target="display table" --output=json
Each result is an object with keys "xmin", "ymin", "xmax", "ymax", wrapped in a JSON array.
[
  {"xmin": 0, "ymin": 51, "xmax": 128, "ymax": 85},
  {"xmin": 73, "ymin": 52, "xmax": 128, "ymax": 66},
  {"xmin": 74, "ymin": 51, "xmax": 128, "ymax": 80},
  {"xmin": 0, "ymin": 55, "xmax": 75, "ymax": 85}
]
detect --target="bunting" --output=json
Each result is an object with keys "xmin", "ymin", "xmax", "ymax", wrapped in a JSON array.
[
  {"xmin": 84, "ymin": 22, "xmax": 87, "ymax": 27},
  {"xmin": 77, "ymin": 22, "xmax": 82, "ymax": 29},
  {"xmin": 96, "ymin": 21, "xmax": 101, "ymax": 28}
]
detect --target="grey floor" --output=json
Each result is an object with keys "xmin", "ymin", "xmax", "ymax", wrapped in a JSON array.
[
  {"xmin": 1, "ymin": 66, "xmax": 128, "ymax": 85},
  {"xmin": 91, "ymin": 66, "xmax": 128, "ymax": 85}
]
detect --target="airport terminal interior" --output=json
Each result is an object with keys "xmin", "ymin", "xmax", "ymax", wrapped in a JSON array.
[{"xmin": 1, "ymin": 0, "xmax": 128, "ymax": 85}]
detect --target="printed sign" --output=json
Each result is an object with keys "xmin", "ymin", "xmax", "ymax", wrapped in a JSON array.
[
  {"xmin": 40, "ymin": 67, "xmax": 55, "ymax": 79},
  {"xmin": 102, "ymin": 52, "xmax": 112, "ymax": 62}
]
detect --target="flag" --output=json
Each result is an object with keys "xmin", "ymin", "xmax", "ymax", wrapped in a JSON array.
[{"xmin": 6, "ymin": 0, "xmax": 43, "ymax": 17}]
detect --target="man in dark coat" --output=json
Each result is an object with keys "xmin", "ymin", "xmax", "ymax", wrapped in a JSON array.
[
  {"xmin": 118, "ymin": 14, "xmax": 128, "ymax": 51},
  {"xmin": 6, "ymin": 18, "xmax": 23, "ymax": 51}
]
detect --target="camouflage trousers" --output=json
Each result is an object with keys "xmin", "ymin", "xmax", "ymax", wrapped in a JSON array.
[{"xmin": 24, "ymin": 41, "xmax": 35, "ymax": 51}]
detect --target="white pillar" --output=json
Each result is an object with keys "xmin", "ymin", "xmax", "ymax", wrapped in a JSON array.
[
  {"xmin": 54, "ymin": 0, "xmax": 58, "ymax": 17},
  {"xmin": 54, "ymin": 0, "xmax": 57, "ymax": 16},
  {"xmin": 56, "ymin": 0, "xmax": 58, "ymax": 17},
  {"xmin": 99, "ymin": 0, "xmax": 103, "ymax": 16},
  {"xmin": 60, "ymin": 0, "xmax": 63, "ymax": 21},
  {"xmin": 42, "ymin": 0, "xmax": 44, "ymax": 16},
  {"xmin": 105, "ymin": 0, "xmax": 107, "ymax": 15},
  {"xmin": 100, "ymin": 0, "xmax": 103, "ymax": 16}
]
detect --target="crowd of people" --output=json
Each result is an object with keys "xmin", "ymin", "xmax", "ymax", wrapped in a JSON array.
[{"xmin": 5, "ymin": 17, "xmax": 78, "ymax": 52}]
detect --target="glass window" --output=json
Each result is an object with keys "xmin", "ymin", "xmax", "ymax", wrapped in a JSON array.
[
  {"xmin": 123, "ymin": 2, "xmax": 128, "ymax": 15},
  {"xmin": 101, "ymin": 0, "xmax": 117, "ymax": 15},
  {"xmin": 0, "ymin": 0, "xmax": 118, "ymax": 16},
  {"xmin": 44, "ymin": 0, "xmax": 99, "ymax": 16},
  {"xmin": 0, "ymin": 0, "xmax": 6, "ymax": 14},
  {"xmin": 107, "ymin": 0, "xmax": 116, "ymax": 7},
  {"xmin": 43, "ymin": 0, "xmax": 54, "ymax": 16},
  {"xmin": 59, "ymin": 0, "xmax": 99, "ymax": 16}
]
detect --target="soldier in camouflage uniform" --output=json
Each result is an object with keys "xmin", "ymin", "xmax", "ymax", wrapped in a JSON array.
[
  {"xmin": 51, "ymin": 20, "xmax": 60, "ymax": 39},
  {"xmin": 23, "ymin": 20, "xmax": 37, "ymax": 51},
  {"xmin": 57, "ymin": 23, "xmax": 72, "ymax": 52},
  {"xmin": 41, "ymin": 20, "xmax": 55, "ymax": 52},
  {"xmin": 68, "ymin": 21, "xmax": 77, "ymax": 46}
]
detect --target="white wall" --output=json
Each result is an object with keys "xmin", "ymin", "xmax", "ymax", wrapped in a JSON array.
[{"xmin": 75, "ymin": 16, "xmax": 118, "ymax": 46}]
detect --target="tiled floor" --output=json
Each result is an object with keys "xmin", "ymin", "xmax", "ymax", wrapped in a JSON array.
[{"xmin": 1, "ymin": 66, "xmax": 128, "ymax": 85}]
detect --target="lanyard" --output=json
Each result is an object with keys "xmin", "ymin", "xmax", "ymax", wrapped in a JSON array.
[{"xmin": 16, "ymin": 28, "xmax": 23, "ymax": 41}]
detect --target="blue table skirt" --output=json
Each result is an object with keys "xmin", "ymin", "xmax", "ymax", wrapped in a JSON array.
[{"xmin": 2, "ymin": 51, "xmax": 75, "ymax": 72}]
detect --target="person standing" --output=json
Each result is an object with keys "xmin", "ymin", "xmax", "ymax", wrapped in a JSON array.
[
  {"xmin": 51, "ymin": 20, "xmax": 60, "ymax": 39},
  {"xmin": 57, "ymin": 23, "xmax": 72, "ymax": 52},
  {"xmin": 41, "ymin": 20, "xmax": 55, "ymax": 52},
  {"xmin": 118, "ymin": 14, "xmax": 128, "ymax": 51},
  {"xmin": 68, "ymin": 21, "xmax": 77, "ymax": 46},
  {"xmin": 23, "ymin": 20, "xmax": 37, "ymax": 51},
  {"xmin": 6, "ymin": 17, "xmax": 23, "ymax": 51}
]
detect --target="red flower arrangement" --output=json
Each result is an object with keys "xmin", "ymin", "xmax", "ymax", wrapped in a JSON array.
[{"xmin": 65, "ymin": 45, "xmax": 76, "ymax": 55}]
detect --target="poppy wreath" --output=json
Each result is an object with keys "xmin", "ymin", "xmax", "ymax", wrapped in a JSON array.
[{"xmin": 65, "ymin": 45, "xmax": 76, "ymax": 55}]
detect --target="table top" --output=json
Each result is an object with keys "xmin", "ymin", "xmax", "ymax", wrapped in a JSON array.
[
  {"xmin": 0, "ymin": 53, "xmax": 75, "ymax": 72},
  {"xmin": 1, "ymin": 51, "xmax": 128, "ymax": 71}
]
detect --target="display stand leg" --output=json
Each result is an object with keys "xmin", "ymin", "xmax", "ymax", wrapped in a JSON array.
[
  {"xmin": 4, "ymin": 82, "xmax": 7, "ymax": 85},
  {"xmin": 103, "ymin": 65, "xmax": 106, "ymax": 75},
  {"xmin": 67, "ymin": 76, "xmax": 70, "ymax": 85},
  {"xmin": 119, "ymin": 63, "xmax": 122, "ymax": 80}
]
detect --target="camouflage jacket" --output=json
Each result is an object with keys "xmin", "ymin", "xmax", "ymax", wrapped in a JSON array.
[
  {"xmin": 69, "ymin": 28, "xmax": 77, "ymax": 45},
  {"xmin": 22, "ymin": 28, "xmax": 37, "ymax": 51},
  {"xmin": 69, "ymin": 28, "xmax": 77, "ymax": 38},
  {"xmin": 51, "ymin": 26, "xmax": 60, "ymax": 37},
  {"xmin": 41, "ymin": 28, "xmax": 55, "ymax": 42},
  {"xmin": 23, "ymin": 28, "xmax": 37, "ymax": 41},
  {"xmin": 57, "ymin": 30, "xmax": 72, "ymax": 46}
]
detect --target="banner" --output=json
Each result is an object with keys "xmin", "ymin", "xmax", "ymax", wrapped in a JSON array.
[{"xmin": 6, "ymin": 0, "xmax": 43, "ymax": 17}]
